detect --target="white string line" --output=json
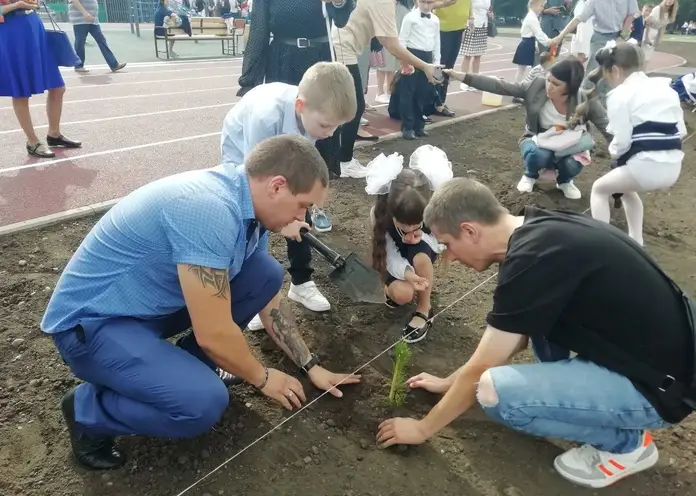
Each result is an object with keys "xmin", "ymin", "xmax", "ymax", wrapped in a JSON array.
[{"xmin": 173, "ymin": 274, "xmax": 497, "ymax": 496}]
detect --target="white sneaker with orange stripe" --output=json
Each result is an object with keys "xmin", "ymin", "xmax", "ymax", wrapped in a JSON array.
[{"xmin": 554, "ymin": 431, "xmax": 659, "ymax": 489}]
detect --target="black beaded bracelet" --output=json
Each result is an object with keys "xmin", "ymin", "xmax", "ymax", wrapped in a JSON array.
[{"xmin": 257, "ymin": 366, "xmax": 269, "ymax": 389}]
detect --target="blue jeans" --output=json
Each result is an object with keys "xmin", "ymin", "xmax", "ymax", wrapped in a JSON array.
[
  {"xmin": 73, "ymin": 24, "xmax": 119, "ymax": 69},
  {"xmin": 51, "ymin": 250, "xmax": 283, "ymax": 438},
  {"xmin": 481, "ymin": 335, "xmax": 668, "ymax": 454},
  {"xmin": 520, "ymin": 139, "xmax": 584, "ymax": 185}
]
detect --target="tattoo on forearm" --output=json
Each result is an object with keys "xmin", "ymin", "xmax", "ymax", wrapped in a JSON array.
[
  {"xmin": 187, "ymin": 265, "xmax": 229, "ymax": 300},
  {"xmin": 267, "ymin": 299, "xmax": 311, "ymax": 367}
]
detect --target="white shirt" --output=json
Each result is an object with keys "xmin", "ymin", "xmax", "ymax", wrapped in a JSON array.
[
  {"xmin": 570, "ymin": 0, "xmax": 594, "ymax": 58},
  {"xmin": 470, "ymin": 0, "xmax": 491, "ymax": 28},
  {"xmin": 539, "ymin": 100, "xmax": 567, "ymax": 130},
  {"xmin": 606, "ymin": 71, "xmax": 686, "ymax": 163},
  {"xmin": 520, "ymin": 10, "xmax": 550, "ymax": 46},
  {"xmin": 399, "ymin": 9, "xmax": 441, "ymax": 64},
  {"xmin": 220, "ymin": 82, "xmax": 313, "ymax": 165}
]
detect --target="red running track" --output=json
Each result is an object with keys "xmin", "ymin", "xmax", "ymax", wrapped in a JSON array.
[{"xmin": 0, "ymin": 37, "xmax": 684, "ymax": 230}]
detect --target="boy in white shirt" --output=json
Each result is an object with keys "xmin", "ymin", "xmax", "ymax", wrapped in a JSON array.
[
  {"xmin": 397, "ymin": 0, "xmax": 441, "ymax": 140},
  {"xmin": 220, "ymin": 61, "xmax": 356, "ymax": 329}
]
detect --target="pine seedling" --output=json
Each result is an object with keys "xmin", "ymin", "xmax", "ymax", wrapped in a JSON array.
[{"xmin": 388, "ymin": 340, "xmax": 412, "ymax": 407}]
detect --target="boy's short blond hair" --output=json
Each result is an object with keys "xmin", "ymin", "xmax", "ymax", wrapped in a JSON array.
[{"xmin": 298, "ymin": 62, "xmax": 357, "ymax": 123}]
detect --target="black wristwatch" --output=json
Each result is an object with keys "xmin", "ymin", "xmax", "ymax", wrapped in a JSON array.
[{"xmin": 300, "ymin": 353, "xmax": 320, "ymax": 375}]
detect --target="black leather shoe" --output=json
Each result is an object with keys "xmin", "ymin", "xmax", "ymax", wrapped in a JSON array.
[
  {"xmin": 46, "ymin": 134, "xmax": 82, "ymax": 149},
  {"xmin": 415, "ymin": 129, "xmax": 429, "ymax": 137},
  {"xmin": 61, "ymin": 388, "xmax": 126, "ymax": 470},
  {"xmin": 402, "ymin": 130, "xmax": 416, "ymax": 140}
]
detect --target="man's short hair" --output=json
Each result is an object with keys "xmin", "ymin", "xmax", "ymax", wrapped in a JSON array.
[
  {"xmin": 298, "ymin": 61, "xmax": 357, "ymax": 123},
  {"xmin": 246, "ymin": 135, "xmax": 329, "ymax": 194},
  {"xmin": 424, "ymin": 177, "xmax": 508, "ymax": 236}
]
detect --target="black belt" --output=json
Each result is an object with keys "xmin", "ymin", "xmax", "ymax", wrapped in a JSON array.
[{"xmin": 274, "ymin": 36, "xmax": 329, "ymax": 48}]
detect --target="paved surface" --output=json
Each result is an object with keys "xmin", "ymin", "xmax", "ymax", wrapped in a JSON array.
[{"xmin": 0, "ymin": 36, "xmax": 684, "ymax": 230}]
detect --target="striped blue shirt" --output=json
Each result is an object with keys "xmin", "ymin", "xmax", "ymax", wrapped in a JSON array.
[
  {"xmin": 41, "ymin": 165, "xmax": 268, "ymax": 334},
  {"xmin": 69, "ymin": 0, "xmax": 100, "ymax": 24}
]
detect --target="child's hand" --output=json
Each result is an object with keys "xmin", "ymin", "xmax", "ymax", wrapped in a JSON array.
[{"xmin": 405, "ymin": 271, "xmax": 429, "ymax": 292}]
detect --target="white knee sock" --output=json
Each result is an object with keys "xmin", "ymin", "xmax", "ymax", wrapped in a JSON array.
[
  {"xmin": 515, "ymin": 65, "xmax": 527, "ymax": 83},
  {"xmin": 590, "ymin": 167, "xmax": 645, "ymax": 246}
]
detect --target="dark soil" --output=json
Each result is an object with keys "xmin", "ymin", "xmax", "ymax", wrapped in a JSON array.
[{"xmin": 2, "ymin": 50, "xmax": 696, "ymax": 496}]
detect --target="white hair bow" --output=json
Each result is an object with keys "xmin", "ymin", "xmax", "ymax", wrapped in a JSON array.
[
  {"xmin": 364, "ymin": 146, "xmax": 454, "ymax": 195},
  {"xmin": 364, "ymin": 152, "xmax": 404, "ymax": 195},
  {"xmin": 409, "ymin": 145, "xmax": 453, "ymax": 190}
]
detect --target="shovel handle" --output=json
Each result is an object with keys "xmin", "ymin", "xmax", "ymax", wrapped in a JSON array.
[{"xmin": 300, "ymin": 229, "xmax": 344, "ymax": 267}]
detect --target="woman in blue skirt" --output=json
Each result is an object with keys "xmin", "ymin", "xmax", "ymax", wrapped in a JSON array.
[
  {"xmin": 513, "ymin": 0, "xmax": 550, "ymax": 83},
  {"xmin": 0, "ymin": 1, "xmax": 81, "ymax": 158}
]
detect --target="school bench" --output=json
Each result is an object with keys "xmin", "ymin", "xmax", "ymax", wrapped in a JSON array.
[{"xmin": 154, "ymin": 17, "xmax": 247, "ymax": 60}]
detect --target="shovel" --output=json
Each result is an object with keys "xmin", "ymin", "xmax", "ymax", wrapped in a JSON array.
[{"xmin": 300, "ymin": 229, "xmax": 385, "ymax": 304}]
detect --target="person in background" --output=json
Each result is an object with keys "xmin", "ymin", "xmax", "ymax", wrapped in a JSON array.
[
  {"xmin": 331, "ymin": 0, "xmax": 439, "ymax": 178},
  {"xmin": 377, "ymin": 176, "xmax": 695, "ymax": 490},
  {"xmin": 0, "ymin": 0, "xmax": 82, "ymax": 159},
  {"xmin": 445, "ymin": 56, "xmax": 611, "ymax": 200},
  {"xmin": 221, "ymin": 62, "xmax": 357, "ymax": 332},
  {"xmin": 237, "ymin": 0, "xmax": 353, "ymax": 182},
  {"xmin": 551, "ymin": 0, "xmax": 640, "ymax": 107},
  {"xmin": 513, "ymin": 0, "xmax": 551, "ymax": 84},
  {"xmin": 374, "ymin": 0, "xmax": 413, "ymax": 105},
  {"xmin": 589, "ymin": 42, "xmax": 685, "ymax": 247},
  {"xmin": 540, "ymin": 0, "xmax": 570, "ymax": 39},
  {"xmin": 629, "ymin": 7, "xmax": 647, "ymax": 46},
  {"xmin": 458, "ymin": 0, "xmax": 490, "ymax": 92},
  {"xmin": 70, "ymin": 0, "xmax": 127, "ymax": 73},
  {"xmin": 397, "ymin": 0, "xmax": 441, "ymax": 140},
  {"xmin": 569, "ymin": 0, "xmax": 593, "ymax": 65},
  {"xmin": 432, "ymin": 0, "xmax": 469, "ymax": 116},
  {"xmin": 523, "ymin": 51, "xmax": 553, "ymax": 82},
  {"xmin": 643, "ymin": 0, "xmax": 678, "ymax": 62}
]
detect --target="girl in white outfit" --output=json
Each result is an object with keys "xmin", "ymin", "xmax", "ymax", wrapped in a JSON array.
[
  {"xmin": 643, "ymin": 0, "xmax": 678, "ymax": 62},
  {"xmin": 589, "ymin": 41, "xmax": 686, "ymax": 247}
]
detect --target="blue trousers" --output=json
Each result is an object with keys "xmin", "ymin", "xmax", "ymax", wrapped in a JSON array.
[
  {"xmin": 482, "ymin": 335, "xmax": 667, "ymax": 454},
  {"xmin": 520, "ymin": 139, "xmax": 584, "ymax": 185},
  {"xmin": 72, "ymin": 24, "xmax": 119, "ymax": 70},
  {"xmin": 52, "ymin": 250, "xmax": 284, "ymax": 438}
]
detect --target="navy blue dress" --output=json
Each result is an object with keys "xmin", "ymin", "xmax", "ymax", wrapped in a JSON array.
[
  {"xmin": 0, "ymin": 10, "xmax": 65, "ymax": 98},
  {"xmin": 513, "ymin": 36, "xmax": 536, "ymax": 67}
]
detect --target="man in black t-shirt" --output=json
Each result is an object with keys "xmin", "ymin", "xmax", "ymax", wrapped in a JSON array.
[{"xmin": 376, "ymin": 177, "xmax": 695, "ymax": 489}]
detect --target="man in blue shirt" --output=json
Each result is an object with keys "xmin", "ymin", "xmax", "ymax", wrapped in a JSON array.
[
  {"xmin": 42, "ymin": 134, "xmax": 361, "ymax": 471},
  {"xmin": 221, "ymin": 61, "xmax": 357, "ymax": 334}
]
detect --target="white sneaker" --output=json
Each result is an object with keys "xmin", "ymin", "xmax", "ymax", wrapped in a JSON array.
[
  {"xmin": 554, "ymin": 432, "xmax": 659, "ymax": 489},
  {"xmin": 288, "ymin": 281, "xmax": 331, "ymax": 312},
  {"xmin": 516, "ymin": 175, "xmax": 536, "ymax": 193},
  {"xmin": 375, "ymin": 93, "xmax": 390, "ymax": 104},
  {"xmin": 340, "ymin": 159, "xmax": 368, "ymax": 179},
  {"xmin": 360, "ymin": 117, "xmax": 368, "ymax": 126},
  {"xmin": 557, "ymin": 181, "xmax": 582, "ymax": 199},
  {"xmin": 246, "ymin": 314, "xmax": 264, "ymax": 331},
  {"xmin": 459, "ymin": 82, "xmax": 471, "ymax": 91}
]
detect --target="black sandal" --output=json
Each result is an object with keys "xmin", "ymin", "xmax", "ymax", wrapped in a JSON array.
[
  {"xmin": 46, "ymin": 134, "xmax": 82, "ymax": 149},
  {"xmin": 401, "ymin": 308, "xmax": 434, "ymax": 344},
  {"xmin": 26, "ymin": 142, "xmax": 56, "ymax": 158}
]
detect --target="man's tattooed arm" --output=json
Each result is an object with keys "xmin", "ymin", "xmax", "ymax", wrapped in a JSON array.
[
  {"xmin": 262, "ymin": 296, "xmax": 312, "ymax": 368},
  {"xmin": 187, "ymin": 265, "xmax": 230, "ymax": 299}
]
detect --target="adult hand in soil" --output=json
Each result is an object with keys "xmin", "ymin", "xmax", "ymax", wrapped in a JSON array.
[
  {"xmin": 442, "ymin": 69, "xmax": 465, "ymax": 82},
  {"xmin": 376, "ymin": 417, "xmax": 427, "ymax": 447},
  {"xmin": 307, "ymin": 365, "xmax": 361, "ymax": 398},
  {"xmin": 261, "ymin": 368, "xmax": 307, "ymax": 410},
  {"xmin": 405, "ymin": 271, "xmax": 429, "ymax": 292},
  {"xmin": 280, "ymin": 220, "xmax": 310, "ymax": 242},
  {"xmin": 406, "ymin": 372, "xmax": 449, "ymax": 394}
]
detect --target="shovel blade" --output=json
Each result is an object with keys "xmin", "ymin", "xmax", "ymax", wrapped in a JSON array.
[{"xmin": 329, "ymin": 252, "xmax": 385, "ymax": 304}]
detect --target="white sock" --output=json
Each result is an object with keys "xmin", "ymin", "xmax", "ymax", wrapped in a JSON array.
[
  {"xmin": 590, "ymin": 167, "xmax": 645, "ymax": 246},
  {"xmin": 515, "ymin": 65, "xmax": 527, "ymax": 83}
]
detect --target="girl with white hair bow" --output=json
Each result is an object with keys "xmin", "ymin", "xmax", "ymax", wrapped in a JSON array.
[{"xmin": 366, "ymin": 146, "xmax": 453, "ymax": 344}]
